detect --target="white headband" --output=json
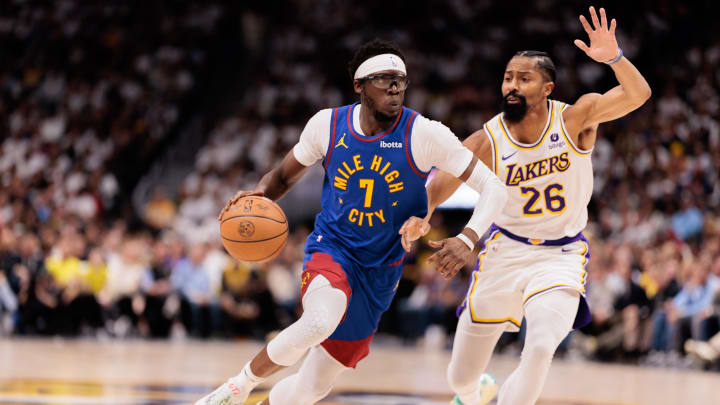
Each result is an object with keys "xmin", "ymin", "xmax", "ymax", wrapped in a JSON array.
[{"xmin": 354, "ymin": 53, "xmax": 407, "ymax": 79}]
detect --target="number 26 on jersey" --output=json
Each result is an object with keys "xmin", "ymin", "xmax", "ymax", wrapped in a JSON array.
[{"xmin": 520, "ymin": 184, "xmax": 566, "ymax": 216}]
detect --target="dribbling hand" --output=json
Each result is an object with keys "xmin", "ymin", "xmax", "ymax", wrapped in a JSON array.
[
  {"xmin": 398, "ymin": 216, "xmax": 431, "ymax": 252},
  {"xmin": 217, "ymin": 190, "xmax": 265, "ymax": 221},
  {"xmin": 427, "ymin": 238, "xmax": 473, "ymax": 280},
  {"xmin": 574, "ymin": 6, "xmax": 619, "ymax": 63}
]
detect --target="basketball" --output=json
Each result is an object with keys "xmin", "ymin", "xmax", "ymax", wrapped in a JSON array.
[{"xmin": 219, "ymin": 196, "xmax": 288, "ymax": 263}]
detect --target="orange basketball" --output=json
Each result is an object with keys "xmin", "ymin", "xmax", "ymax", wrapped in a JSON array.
[{"xmin": 219, "ymin": 196, "xmax": 288, "ymax": 263}]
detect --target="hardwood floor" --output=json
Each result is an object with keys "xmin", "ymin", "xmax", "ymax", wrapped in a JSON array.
[{"xmin": 0, "ymin": 338, "xmax": 716, "ymax": 405}]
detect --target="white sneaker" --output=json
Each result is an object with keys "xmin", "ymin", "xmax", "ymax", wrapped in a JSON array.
[
  {"xmin": 195, "ymin": 379, "xmax": 248, "ymax": 405},
  {"xmin": 685, "ymin": 339, "xmax": 720, "ymax": 362},
  {"xmin": 450, "ymin": 373, "xmax": 498, "ymax": 405}
]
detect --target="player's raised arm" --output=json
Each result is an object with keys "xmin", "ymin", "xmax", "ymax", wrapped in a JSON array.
[{"xmin": 564, "ymin": 6, "xmax": 651, "ymax": 133}]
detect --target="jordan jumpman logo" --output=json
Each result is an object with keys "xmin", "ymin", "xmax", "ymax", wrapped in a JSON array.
[{"xmin": 336, "ymin": 133, "xmax": 349, "ymax": 149}]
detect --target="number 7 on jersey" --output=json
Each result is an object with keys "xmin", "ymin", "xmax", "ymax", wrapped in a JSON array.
[{"xmin": 359, "ymin": 178, "xmax": 375, "ymax": 208}]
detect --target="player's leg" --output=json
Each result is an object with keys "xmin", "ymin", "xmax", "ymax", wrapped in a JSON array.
[
  {"xmin": 261, "ymin": 259, "xmax": 403, "ymax": 405},
  {"xmin": 195, "ymin": 272, "xmax": 349, "ymax": 405},
  {"xmin": 497, "ymin": 288, "xmax": 579, "ymax": 405},
  {"xmin": 263, "ymin": 345, "xmax": 348, "ymax": 405},
  {"xmin": 447, "ymin": 308, "xmax": 504, "ymax": 405}
]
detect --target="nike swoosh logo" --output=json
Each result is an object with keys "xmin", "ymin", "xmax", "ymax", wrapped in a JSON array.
[
  {"xmin": 561, "ymin": 248, "xmax": 573, "ymax": 252},
  {"xmin": 501, "ymin": 151, "xmax": 518, "ymax": 161}
]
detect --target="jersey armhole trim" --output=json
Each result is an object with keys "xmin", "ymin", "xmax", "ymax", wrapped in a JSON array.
[
  {"xmin": 404, "ymin": 111, "xmax": 428, "ymax": 178},
  {"xmin": 483, "ymin": 123, "xmax": 498, "ymax": 174},
  {"xmin": 558, "ymin": 101, "xmax": 593, "ymax": 157},
  {"xmin": 323, "ymin": 107, "xmax": 340, "ymax": 170}
]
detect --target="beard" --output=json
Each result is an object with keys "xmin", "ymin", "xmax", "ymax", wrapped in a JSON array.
[
  {"xmin": 361, "ymin": 91, "xmax": 397, "ymax": 123},
  {"xmin": 501, "ymin": 91, "xmax": 528, "ymax": 122}
]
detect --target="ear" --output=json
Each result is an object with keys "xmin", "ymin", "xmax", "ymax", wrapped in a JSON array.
[
  {"xmin": 353, "ymin": 79, "xmax": 363, "ymax": 95},
  {"xmin": 543, "ymin": 81, "xmax": 555, "ymax": 98}
]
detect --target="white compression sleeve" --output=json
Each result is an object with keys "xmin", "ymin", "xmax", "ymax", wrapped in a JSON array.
[
  {"xmin": 461, "ymin": 161, "xmax": 508, "ymax": 239},
  {"xmin": 498, "ymin": 289, "xmax": 579, "ymax": 405},
  {"xmin": 268, "ymin": 346, "xmax": 348, "ymax": 405},
  {"xmin": 266, "ymin": 275, "xmax": 347, "ymax": 366}
]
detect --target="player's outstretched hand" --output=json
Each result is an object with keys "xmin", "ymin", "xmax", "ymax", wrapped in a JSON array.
[
  {"xmin": 574, "ymin": 6, "xmax": 619, "ymax": 63},
  {"xmin": 427, "ymin": 238, "xmax": 473, "ymax": 280},
  {"xmin": 218, "ymin": 190, "xmax": 265, "ymax": 220},
  {"xmin": 398, "ymin": 216, "xmax": 430, "ymax": 252}
]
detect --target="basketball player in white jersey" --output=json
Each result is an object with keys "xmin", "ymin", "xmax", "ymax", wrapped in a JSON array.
[
  {"xmin": 400, "ymin": 7, "xmax": 651, "ymax": 405},
  {"xmin": 196, "ymin": 39, "xmax": 507, "ymax": 405}
]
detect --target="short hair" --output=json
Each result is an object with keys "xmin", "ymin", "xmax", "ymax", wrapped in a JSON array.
[
  {"xmin": 512, "ymin": 50, "xmax": 556, "ymax": 82},
  {"xmin": 347, "ymin": 38, "xmax": 406, "ymax": 80}
]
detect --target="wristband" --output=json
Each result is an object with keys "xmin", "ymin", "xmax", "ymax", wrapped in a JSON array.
[
  {"xmin": 604, "ymin": 48, "xmax": 623, "ymax": 65},
  {"xmin": 456, "ymin": 233, "xmax": 475, "ymax": 251}
]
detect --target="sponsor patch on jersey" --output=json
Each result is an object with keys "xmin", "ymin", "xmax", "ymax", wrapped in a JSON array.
[
  {"xmin": 548, "ymin": 133, "xmax": 566, "ymax": 150},
  {"xmin": 379, "ymin": 140, "xmax": 402, "ymax": 148}
]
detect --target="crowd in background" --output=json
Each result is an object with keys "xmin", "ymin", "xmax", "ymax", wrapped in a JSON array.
[{"xmin": 2, "ymin": 0, "xmax": 720, "ymax": 371}]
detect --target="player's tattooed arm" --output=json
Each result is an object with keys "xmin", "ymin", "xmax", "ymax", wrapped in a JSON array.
[
  {"xmin": 219, "ymin": 150, "xmax": 308, "ymax": 220},
  {"xmin": 564, "ymin": 6, "xmax": 651, "ymax": 143}
]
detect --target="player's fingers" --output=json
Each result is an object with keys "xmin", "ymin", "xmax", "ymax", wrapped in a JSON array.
[
  {"xmin": 589, "ymin": 6, "xmax": 600, "ymax": 30},
  {"xmin": 241, "ymin": 190, "xmax": 263, "ymax": 199},
  {"xmin": 442, "ymin": 262, "xmax": 456, "ymax": 279},
  {"xmin": 421, "ymin": 222, "xmax": 430, "ymax": 235},
  {"xmin": 573, "ymin": 40, "xmax": 590, "ymax": 53},
  {"xmin": 401, "ymin": 233, "xmax": 411, "ymax": 252},
  {"xmin": 599, "ymin": 7, "xmax": 607, "ymax": 31},
  {"xmin": 441, "ymin": 259, "xmax": 459, "ymax": 279},
  {"xmin": 610, "ymin": 18, "xmax": 616, "ymax": 35},
  {"xmin": 428, "ymin": 239, "xmax": 444, "ymax": 248},
  {"xmin": 440, "ymin": 251, "xmax": 458, "ymax": 269},
  {"xmin": 578, "ymin": 15, "xmax": 592, "ymax": 34},
  {"xmin": 428, "ymin": 246, "xmax": 449, "ymax": 264},
  {"xmin": 218, "ymin": 202, "xmax": 232, "ymax": 221},
  {"xmin": 436, "ymin": 258, "xmax": 451, "ymax": 276},
  {"xmin": 450, "ymin": 261, "xmax": 465, "ymax": 279}
]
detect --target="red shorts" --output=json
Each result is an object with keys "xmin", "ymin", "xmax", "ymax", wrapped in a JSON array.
[{"xmin": 300, "ymin": 252, "xmax": 373, "ymax": 368}]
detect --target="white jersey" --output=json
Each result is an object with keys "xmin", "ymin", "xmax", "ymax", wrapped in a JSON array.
[
  {"xmin": 293, "ymin": 104, "xmax": 473, "ymax": 177},
  {"xmin": 484, "ymin": 99, "xmax": 593, "ymax": 241}
]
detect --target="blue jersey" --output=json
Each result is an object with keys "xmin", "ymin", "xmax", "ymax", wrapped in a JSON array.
[{"xmin": 305, "ymin": 103, "xmax": 429, "ymax": 267}]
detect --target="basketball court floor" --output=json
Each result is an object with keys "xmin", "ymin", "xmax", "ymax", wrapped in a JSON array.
[{"xmin": 0, "ymin": 338, "xmax": 717, "ymax": 405}]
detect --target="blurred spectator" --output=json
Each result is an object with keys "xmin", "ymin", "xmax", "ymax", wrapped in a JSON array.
[
  {"xmin": 143, "ymin": 188, "xmax": 178, "ymax": 230},
  {"xmin": 171, "ymin": 243, "xmax": 216, "ymax": 338},
  {"xmin": 139, "ymin": 240, "xmax": 175, "ymax": 338},
  {"xmin": 668, "ymin": 258, "xmax": 719, "ymax": 351},
  {"xmin": 0, "ymin": 272, "xmax": 18, "ymax": 335},
  {"xmin": 100, "ymin": 238, "xmax": 148, "ymax": 337},
  {"xmin": 220, "ymin": 261, "xmax": 280, "ymax": 339}
]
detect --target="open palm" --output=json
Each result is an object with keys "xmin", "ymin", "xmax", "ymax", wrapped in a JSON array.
[{"xmin": 574, "ymin": 6, "xmax": 619, "ymax": 63}]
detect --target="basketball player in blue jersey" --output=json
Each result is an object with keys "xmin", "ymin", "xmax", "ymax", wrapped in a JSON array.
[
  {"xmin": 400, "ymin": 7, "xmax": 651, "ymax": 405},
  {"xmin": 195, "ymin": 39, "xmax": 508, "ymax": 405}
]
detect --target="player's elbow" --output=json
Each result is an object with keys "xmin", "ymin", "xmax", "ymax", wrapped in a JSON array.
[
  {"xmin": 639, "ymin": 84, "xmax": 652, "ymax": 104},
  {"xmin": 632, "ymin": 83, "xmax": 652, "ymax": 107}
]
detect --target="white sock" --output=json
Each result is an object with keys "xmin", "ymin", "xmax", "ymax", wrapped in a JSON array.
[{"xmin": 230, "ymin": 361, "xmax": 265, "ymax": 392}]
